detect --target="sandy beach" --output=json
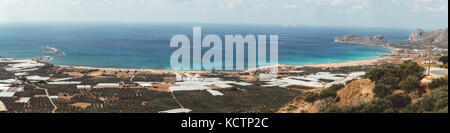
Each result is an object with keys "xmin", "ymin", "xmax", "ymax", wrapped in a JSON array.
[
  {"xmin": 3, "ymin": 48, "xmax": 397, "ymax": 73},
  {"xmin": 57, "ymin": 65, "xmax": 211, "ymax": 74},
  {"xmin": 299, "ymin": 57, "xmax": 387, "ymax": 68},
  {"xmin": 57, "ymin": 56, "xmax": 388, "ymax": 73}
]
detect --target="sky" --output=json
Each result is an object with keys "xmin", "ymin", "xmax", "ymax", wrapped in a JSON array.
[{"xmin": 0, "ymin": 0, "xmax": 448, "ymax": 29}]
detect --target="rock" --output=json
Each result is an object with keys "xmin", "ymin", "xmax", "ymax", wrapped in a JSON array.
[
  {"xmin": 409, "ymin": 28, "xmax": 448, "ymax": 43},
  {"xmin": 409, "ymin": 29, "xmax": 425, "ymax": 42}
]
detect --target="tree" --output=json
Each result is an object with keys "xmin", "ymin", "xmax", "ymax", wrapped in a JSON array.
[
  {"xmin": 428, "ymin": 76, "xmax": 448, "ymax": 90},
  {"xmin": 396, "ymin": 60, "xmax": 425, "ymax": 80},
  {"xmin": 318, "ymin": 84, "xmax": 344, "ymax": 100},
  {"xmin": 399, "ymin": 75, "xmax": 422, "ymax": 92},
  {"xmin": 385, "ymin": 94, "xmax": 411, "ymax": 108},
  {"xmin": 378, "ymin": 74, "xmax": 400, "ymax": 87},
  {"xmin": 373, "ymin": 84, "xmax": 393, "ymax": 98},
  {"xmin": 412, "ymin": 87, "xmax": 448, "ymax": 112},
  {"xmin": 304, "ymin": 92, "xmax": 319, "ymax": 103},
  {"xmin": 328, "ymin": 84, "xmax": 345, "ymax": 91},
  {"xmin": 366, "ymin": 66, "xmax": 387, "ymax": 83},
  {"xmin": 319, "ymin": 89, "xmax": 337, "ymax": 99},
  {"xmin": 360, "ymin": 99, "xmax": 393, "ymax": 113}
]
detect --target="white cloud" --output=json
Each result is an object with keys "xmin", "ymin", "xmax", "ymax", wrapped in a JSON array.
[
  {"xmin": 219, "ymin": 0, "xmax": 243, "ymax": 9},
  {"xmin": 426, "ymin": 5, "xmax": 448, "ymax": 12},
  {"xmin": 284, "ymin": 4, "xmax": 298, "ymax": 9},
  {"xmin": 409, "ymin": 0, "xmax": 448, "ymax": 13}
]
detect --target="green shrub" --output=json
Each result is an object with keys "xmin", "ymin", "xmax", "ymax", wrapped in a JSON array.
[
  {"xmin": 378, "ymin": 74, "xmax": 400, "ymax": 88},
  {"xmin": 411, "ymin": 87, "xmax": 448, "ymax": 112},
  {"xmin": 365, "ymin": 61, "xmax": 424, "ymax": 83},
  {"xmin": 345, "ymin": 79, "xmax": 356, "ymax": 84},
  {"xmin": 396, "ymin": 60, "xmax": 425, "ymax": 80},
  {"xmin": 428, "ymin": 76, "xmax": 448, "ymax": 90},
  {"xmin": 365, "ymin": 66, "xmax": 387, "ymax": 83},
  {"xmin": 319, "ymin": 89, "xmax": 337, "ymax": 99},
  {"xmin": 385, "ymin": 94, "xmax": 411, "ymax": 108},
  {"xmin": 320, "ymin": 106, "xmax": 357, "ymax": 113},
  {"xmin": 399, "ymin": 75, "xmax": 422, "ymax": 92},
  {"xmin": 304, "ymin": 92, "xmax": 319, "ymax": 103},
  {"xmin": 359, "ymin": 99, "xmax": 393, "ymax": 113},
  {"xmin": 328, "ymin": 84, "xmax": 345, "ymax": 91},
  {"xmin": 373, "ymin": 84, "xmax": 394, "ymax": 98},
  {"xmin": 286, "ymin": 105, "xmax": 298, "ymax": 111},
  {"xmin": 317, "ymin": 84, "xmax": 345, "ymax": 100}
]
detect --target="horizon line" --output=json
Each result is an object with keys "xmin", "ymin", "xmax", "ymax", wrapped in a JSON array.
[{"xmin": 0, "ymin": 21, "xmax": 446, "ymax": 31}]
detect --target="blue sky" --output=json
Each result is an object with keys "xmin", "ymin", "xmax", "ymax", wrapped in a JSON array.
[{"xmin": 0, "ymin": 0, "xmax": 448, "ymax": 29}]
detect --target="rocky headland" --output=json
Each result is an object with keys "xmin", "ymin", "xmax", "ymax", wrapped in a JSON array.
[{"xmin": 334, "ymin": 34, "xmax": 387, "ymax": 45}]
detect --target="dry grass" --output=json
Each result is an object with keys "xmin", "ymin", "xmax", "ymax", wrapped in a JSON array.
[{"xmin": 69, "ymin": 102, "xmax": 91, "ymax": 109}]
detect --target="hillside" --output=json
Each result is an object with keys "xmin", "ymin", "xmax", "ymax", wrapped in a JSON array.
[
  {"xmin": 409, "ymin": 28, "xmax": 448, "ymax": 43},
  {"xmin": 336, "ymin": 79, "xmax": 375, "ymax": 107},
  {"xmin": 279, "ymin": 79, "xmax": 375, "ymax": 113},
  {"xmin": 280, "ymin": 61, "xmax": 448, "ymax": 113}
]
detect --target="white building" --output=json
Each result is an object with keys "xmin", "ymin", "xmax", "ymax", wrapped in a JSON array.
[
  {"xmin": 134, "ymin": 82, "xmax": 154, "ymax": 87},
  {"xmin": 262, "ymin": 71, "xmax": 366, "ymax": 88},
  {"xmin": 26, "ymin": 76, "xmax": 50, "ymax": 81},
  {"xmin": 206, "ymin": 89, "xmax": 224, "ymax": 96},
  {"xmin": 14, "ymin": 72, "xmax": 29, "ymax": 76},
  {"xmin": 0, "ymin": 92, "xmax": 15, "ymax": 98},
  {"xmin": 175, "ymin": 73, "xmax": 183, "ymax": 81},
  {"xmin": 234, "ymin": 82, "xmax": 253, "ymax": 86},
  {"xmin": 0, "ymin": 83, "xmax": 11, "ymax": 87},
  {"xmin": 77, "ymin": 85, "xmax": 92, "ymax": 89},
  {"xmin": 94, "ymin": 83, "xmax": 120, "ymax": 88},
  {"xmin": 47, "ymin": 81, "xmax": 82, "ymax": 85},
  {"xmin": 15, "ymin": 97, "xmax": 31, "ymax": 103},
  {"xmin": 0, "ymin": 79, "xmax": 17, "ymax": 84},
  {"xmin": 158, "ymin": 108, "xmax": 192, "ymax": 113},
  {"xmin": 0, "ymin": 86, "xmax": 11, "ymax": 92}
]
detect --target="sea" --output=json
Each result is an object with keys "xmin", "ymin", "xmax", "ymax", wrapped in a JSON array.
[{"xmin": 0, "ymin": 23, "xmax": 413, "ymax": 70}]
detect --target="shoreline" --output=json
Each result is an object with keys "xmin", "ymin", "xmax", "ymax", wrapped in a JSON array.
[
  {"xmin": 57, "ymin": 47, "xmax": 396, "ymax": 72},
  {"xmin": 56, "ymin": 65, "xmax": 212, "ymax": 73},
  {"xmin": 1, "ymin": 44, "xmax": 398, "ymax": 73},
  {"xmin": 2, "ymin": 50, "xmax": 395, "ymax": 73},
  {"xmin": 299, "ymin": 56, "xmax": 387, "ymax": 68},
  {"xmin": 54, "ymin": 55, "xmax": 392, "ymax": 73}
]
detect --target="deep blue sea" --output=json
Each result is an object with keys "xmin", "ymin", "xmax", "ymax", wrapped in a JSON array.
[{"xmin": 0, "ymin": 23, "xmax": 412, "ymax": 70}]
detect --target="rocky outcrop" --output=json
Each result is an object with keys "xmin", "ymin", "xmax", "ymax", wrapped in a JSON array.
[
  {"xmin": 409, "ymin": 28, "xmax": 448, "ymax": 43},
  {"xmin": 278, "ymin": 96, "xmax": 328, "ymax": 113},
  {"xmin": 279, "ymin": 79, "xmax": 376, "ymax": 113},
  {"xmin": 334, "ymin": 34, "xmax": 387, "ymax": 45},
  {"xmin": 336, "ymin": 79, "xmax": 375, "ymax": 106}
]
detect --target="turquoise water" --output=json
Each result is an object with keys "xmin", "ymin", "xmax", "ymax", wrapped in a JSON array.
[{"xmin": 0, "ymin": 23, "xmax": 411, "ymax": 70}]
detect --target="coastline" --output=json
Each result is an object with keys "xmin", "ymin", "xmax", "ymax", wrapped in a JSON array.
[
  {"xmin": 298, "ymin": 47, "xmax": 398, "ymax": 68},
  {"xmin": 57, "ymin": 55, "xmax": 392, "ymax": 73},
  {"xmin": 2, "ymin": 49, "xmax": 395, "ymax": 73},
  {"xmin": 299, "ymin": 56, "xmax": 387, "ymax": 68},
  {"xmin": 1, "ymin": 41, "xmax": 399, "ymax": 73},
  {"xmin": 59, "ymin": 46, "xmax": 396, "ymax": 72},
  {"xmin": 56, "ymin": 65, "xmax": 211, "ymax": 74}
]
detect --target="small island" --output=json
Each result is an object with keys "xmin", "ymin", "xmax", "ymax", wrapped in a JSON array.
[
  {"xmin": 334, "ymin": 28, "xmax": 448, "ymax": 50},
  {"xmin": 334, "ymin": 34, "xmax": 387, "ymax": 45},
  {"xmin": 41, "ymin": 46, "xmax": 65, "ymax": 56}
]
